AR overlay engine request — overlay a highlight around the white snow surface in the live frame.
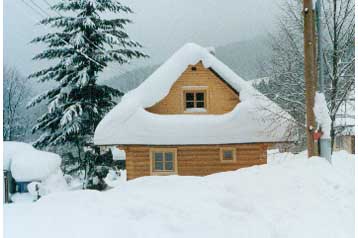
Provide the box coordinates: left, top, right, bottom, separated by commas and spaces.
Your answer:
4, 151, 354, 238
314, 92, 332, 138
37, 169, 69, 196
104, 169, 127, 188
10, 193, 37, 204
110, 147, 126, 160
94, 43, 295, 145
184, 108, 207, 113
3, 142, 62, 182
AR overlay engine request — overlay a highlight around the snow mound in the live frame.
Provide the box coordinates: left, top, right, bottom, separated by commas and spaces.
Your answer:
110, 147, 125, 160
3, 141, 62, 182
104, 169, 126, 188
38, 169, 69, 196
4, 151, 354, 238
10, 193, 37, 204
94, 43, 295, 145
314, 92, 331, 138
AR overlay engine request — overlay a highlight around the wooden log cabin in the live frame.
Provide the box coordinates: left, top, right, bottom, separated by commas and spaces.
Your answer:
94, 43, 295, 180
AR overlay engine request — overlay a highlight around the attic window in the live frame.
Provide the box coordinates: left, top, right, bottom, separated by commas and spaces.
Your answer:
191, 66, 197, 71
184, 91, 206, 111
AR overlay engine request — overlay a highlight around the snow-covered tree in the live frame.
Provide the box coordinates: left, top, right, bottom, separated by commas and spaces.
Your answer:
28, 0, 147, 185
255, 0, 354, 146
321, 0, 355, 142
3, 66, 30, 141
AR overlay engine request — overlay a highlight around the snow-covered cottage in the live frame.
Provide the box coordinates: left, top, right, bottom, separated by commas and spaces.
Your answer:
94, 43, 295, 180
333, 91, 355, 153
3, 142, 62, 203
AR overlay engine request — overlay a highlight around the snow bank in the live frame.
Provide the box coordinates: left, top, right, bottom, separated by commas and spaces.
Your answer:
38, 169, 69, 196
3, 142, 62, 182
10, 193, 37, 204
314, 92, 331, 138
4, 151, 354, 238
94, 43, 295, 145
110, 147, 125, 160
104, 169, 126, 188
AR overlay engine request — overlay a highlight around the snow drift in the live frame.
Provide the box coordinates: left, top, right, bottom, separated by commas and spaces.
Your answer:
3, 141, 62, 182
4, 151, 355, 238
314, 92, 331, 138
94, 43, 296, 145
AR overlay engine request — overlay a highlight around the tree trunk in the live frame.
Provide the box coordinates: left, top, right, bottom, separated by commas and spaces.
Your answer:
330, 119, 336, 150
330, 0, 339, 147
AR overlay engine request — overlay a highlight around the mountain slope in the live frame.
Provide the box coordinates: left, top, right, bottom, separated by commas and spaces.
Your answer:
104, 36, 272, 93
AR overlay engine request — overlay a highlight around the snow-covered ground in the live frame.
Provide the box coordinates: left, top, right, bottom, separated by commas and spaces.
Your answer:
4, 151, 355, 238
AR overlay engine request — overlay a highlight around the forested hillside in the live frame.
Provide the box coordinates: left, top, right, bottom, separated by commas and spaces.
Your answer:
104, 36, 271, 93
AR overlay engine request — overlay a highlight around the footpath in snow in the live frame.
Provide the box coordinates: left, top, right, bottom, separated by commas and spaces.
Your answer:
4, 151, 355, 238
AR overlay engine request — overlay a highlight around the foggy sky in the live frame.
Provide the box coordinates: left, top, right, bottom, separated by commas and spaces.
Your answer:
4, 0, 279, 79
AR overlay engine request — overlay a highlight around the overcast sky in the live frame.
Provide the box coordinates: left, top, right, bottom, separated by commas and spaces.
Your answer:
4, 0, 279, 79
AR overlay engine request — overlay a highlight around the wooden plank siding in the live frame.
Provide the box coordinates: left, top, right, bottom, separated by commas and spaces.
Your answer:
121, 144, 269, 180
146, 61, 240, 114
116, 60, 276, 180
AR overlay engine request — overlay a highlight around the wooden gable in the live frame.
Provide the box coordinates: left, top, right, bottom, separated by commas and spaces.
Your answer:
145, 61, 240, 114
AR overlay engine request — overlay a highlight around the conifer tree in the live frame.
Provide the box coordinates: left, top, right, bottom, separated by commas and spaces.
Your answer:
28, 0, 147, 148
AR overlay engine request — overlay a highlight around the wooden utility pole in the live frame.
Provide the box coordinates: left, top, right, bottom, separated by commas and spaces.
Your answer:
303, 0, 318, 157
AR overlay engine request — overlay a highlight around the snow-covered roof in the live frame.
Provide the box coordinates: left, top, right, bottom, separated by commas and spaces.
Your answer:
94, 43, 295, 145
3, 142, 62, 182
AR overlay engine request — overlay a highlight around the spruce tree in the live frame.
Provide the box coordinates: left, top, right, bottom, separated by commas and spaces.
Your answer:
28, 0, 147, 186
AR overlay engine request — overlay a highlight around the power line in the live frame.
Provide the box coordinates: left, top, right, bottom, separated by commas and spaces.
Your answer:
21, 0, 106, 68
20, 0, 45, 18
29, 0, 49, 16
39, 0, 138, 75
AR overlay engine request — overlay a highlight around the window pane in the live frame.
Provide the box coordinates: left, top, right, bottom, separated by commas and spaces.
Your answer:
165, 152, 174, 171
196, 92, 204, 101
165, 161, 173, 171
23, 183, 29, 193
196, 101, 205, 108
165, 152, 173, 162
186, 93, 194, 101
154, 152, 163, 162
154, 152, 164, 171
223, 150, 233, 160
186, 102, 194, 108
155, 162, 164, 170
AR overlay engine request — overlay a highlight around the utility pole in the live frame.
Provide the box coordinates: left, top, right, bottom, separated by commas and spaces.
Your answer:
303, 0, 318, 157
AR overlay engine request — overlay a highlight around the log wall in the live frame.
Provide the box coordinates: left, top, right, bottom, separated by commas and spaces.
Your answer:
146, 61, 240, 114
121, 143, 269, 180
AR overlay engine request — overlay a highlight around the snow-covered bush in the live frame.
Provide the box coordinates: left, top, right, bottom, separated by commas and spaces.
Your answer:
27, 182, 41, 198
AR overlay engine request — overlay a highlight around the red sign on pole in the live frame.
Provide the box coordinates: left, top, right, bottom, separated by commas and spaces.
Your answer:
313, 131, 323, 142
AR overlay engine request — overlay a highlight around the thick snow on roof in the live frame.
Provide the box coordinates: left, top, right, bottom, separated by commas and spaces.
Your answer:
94, 43, 295, 145
3, 142, 62, 182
